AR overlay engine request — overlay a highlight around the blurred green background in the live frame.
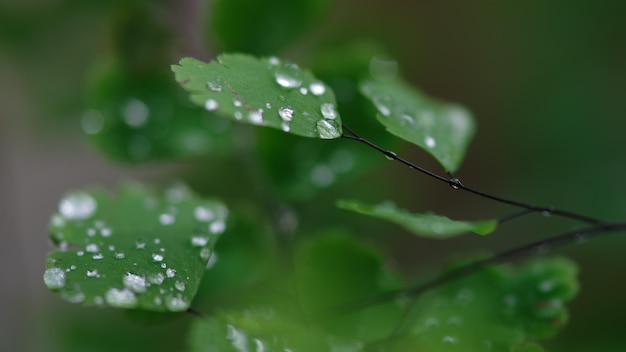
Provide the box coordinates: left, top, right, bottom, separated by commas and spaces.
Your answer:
1, 0, 625, 351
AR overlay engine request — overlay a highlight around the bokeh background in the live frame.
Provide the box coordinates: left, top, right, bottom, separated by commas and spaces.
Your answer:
1, 0, 625, 351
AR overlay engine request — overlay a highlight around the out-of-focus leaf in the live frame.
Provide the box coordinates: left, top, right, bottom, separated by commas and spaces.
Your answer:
85, 63, 234, 162
187, 308, 362, 352
295, 232, 403, 343
210, 0, 331, 55
43, 183, 228, 312
337, 199, 497, 238
360, 78, 476, 172
172, 54, 342, 139
392, 257, 578, 351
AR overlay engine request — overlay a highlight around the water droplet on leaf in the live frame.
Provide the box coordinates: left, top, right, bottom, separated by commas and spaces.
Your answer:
320, 103, 338, 120
316, 120, 341, 139
205, 99, 219, 111
278, 106, 294, 121
309, 81, 326, 96
105, 288, 138, 308
123, 273, 147, 293
44, 268, 66, 289
274, 64, 302, 88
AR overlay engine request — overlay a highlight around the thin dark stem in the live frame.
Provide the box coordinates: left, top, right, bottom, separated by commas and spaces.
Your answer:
341, 124, 602, 224
186, 307, 205, 318
497, 209, 535, 224
331, 221, 626, 316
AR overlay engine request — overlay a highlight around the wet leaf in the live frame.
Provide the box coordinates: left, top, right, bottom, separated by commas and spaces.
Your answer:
187, 308, 362, 352
43, 183, 228, 312
337, 199, 497, 238
172, 54, 342, 139
393, 257, 578, 351
360, 78, 476, 172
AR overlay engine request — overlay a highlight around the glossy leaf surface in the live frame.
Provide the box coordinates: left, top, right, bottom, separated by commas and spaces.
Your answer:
44, 183, 228, 312
360, 78, 476, 172
172, 54, 342, 139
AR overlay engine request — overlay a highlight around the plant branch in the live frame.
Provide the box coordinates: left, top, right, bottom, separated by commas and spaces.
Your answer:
341, 124, 602, 224
331, 221, 626, 316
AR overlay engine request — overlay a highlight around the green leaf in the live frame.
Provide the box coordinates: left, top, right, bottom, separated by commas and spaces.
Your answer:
187, 308, 362, 352
43, 183, 228, 312
295, 232, 403, 343
393, 257, 578, 351
172, 54, 343, 139
210, 0, 331, 55
360, 78, 476, 172
337, 199, 497, 238
85, 63, 235, 162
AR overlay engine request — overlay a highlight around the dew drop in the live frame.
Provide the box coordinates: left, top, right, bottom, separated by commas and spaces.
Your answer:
154, 297, 162, 305
424, 136, 436, 148
320, 103, 338, 120
166, 268, 176, 278
268, 57, 280, 66
385, 151, 397, 161
148, 272, 165, 285
232, 99, 243, 107
200, 247, 212, 261
204, 99, 219, 111
100, 227, 112, 237
206, 252, 218, 269
165, 295, 188, 311
86, 269, 99, 277
309, 81, 326, 96
62, 290, 86, 304
159, 213, 175, 225
94, 296, 104, 306
299, 87, 308, 95
316, 120, 341, 139
248, 109, 263, 124
209, 220, 226, 234
77, 251, 84, 256
152, 253, 164, 262
136, 240, 146, 249
191, 236, 209, 247
122, 99, 149, 128
274, 64, 302, 88
123, 272, 147, 293
207, 80, 222, 92
400, 114, 414, 124
115, 252, 126, 259
86, 244, 99, 253
92, 253, 104, 260
175, 281, 186, 292
265, 102, 272, 109
234, 111, 243, 120
281, 121, 291, 132
105, 288, 138, 308
372, 96, 391, 116
278, 106, 294, 121
59, 192, 97, 220
194, 206, 215, 222
161, 263, 167, 269
43, 268, 66, 289
449, 178, 462, 190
